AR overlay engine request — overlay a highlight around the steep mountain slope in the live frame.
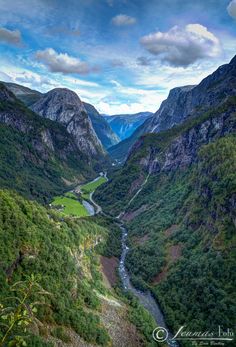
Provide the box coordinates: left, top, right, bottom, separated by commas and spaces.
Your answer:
0, 188, 159, 347
3, 81, 42, 106
147, 55, 236, 133
0, 83, 95, 202
94, 96, 236, 343
104, 112, 153, 141
83, 102, 119, 149
3, 82, 119, 151
109, 55, 236, 163
95, 96, 236, 213
31, 88, 106, 159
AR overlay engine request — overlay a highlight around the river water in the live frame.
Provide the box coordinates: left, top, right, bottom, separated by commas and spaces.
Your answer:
118, 222, 178, 347
85, 174, 178, 346
82, 200, 95, 215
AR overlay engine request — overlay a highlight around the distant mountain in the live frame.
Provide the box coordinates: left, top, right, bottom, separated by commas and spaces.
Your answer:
0, 83, 96, 202
104, 112, 153, 141
3, 82, 119, 151
109, 55, 236, 163
83, 102, 119, 149
3, 81, 42, 106
31, 88, 106, 159
108, 123, 145, 164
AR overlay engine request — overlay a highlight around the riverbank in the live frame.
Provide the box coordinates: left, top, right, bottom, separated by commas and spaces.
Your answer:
89, 178, 178, 347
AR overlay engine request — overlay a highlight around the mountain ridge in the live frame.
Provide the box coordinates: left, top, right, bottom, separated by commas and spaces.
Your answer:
83, 102, 120, 149
31, 88, 106, 159
108, 55, 236, 163
0, 83, 96, 201
3, 81, 120, 150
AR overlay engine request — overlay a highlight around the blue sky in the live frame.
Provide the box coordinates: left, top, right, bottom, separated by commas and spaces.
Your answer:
0, 0, 235, 114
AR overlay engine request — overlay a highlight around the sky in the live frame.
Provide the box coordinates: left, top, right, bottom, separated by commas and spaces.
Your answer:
0, 0, 235, 115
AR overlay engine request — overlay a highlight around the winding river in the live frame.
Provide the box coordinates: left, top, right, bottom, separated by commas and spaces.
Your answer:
89, 174, 178, 346
117, 221, 178, 347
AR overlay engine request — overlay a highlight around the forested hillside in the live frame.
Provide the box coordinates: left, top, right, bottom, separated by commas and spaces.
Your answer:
0, 190, 157, 347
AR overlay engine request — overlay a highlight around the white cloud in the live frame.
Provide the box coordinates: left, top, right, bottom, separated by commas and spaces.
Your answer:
111, 14, 136, 26
227, 0, 236, 18
35, 48, 93, 75
140, 24, 221, 67
0, 27, 22, 46
15, 71, 56, 88
96, 101, 142, 115
96, 81, 165, 114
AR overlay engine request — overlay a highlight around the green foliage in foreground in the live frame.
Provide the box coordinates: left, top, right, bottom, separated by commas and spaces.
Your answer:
0, 190, 111, 346
0, 275, 51, 347
52, 195, 88, 217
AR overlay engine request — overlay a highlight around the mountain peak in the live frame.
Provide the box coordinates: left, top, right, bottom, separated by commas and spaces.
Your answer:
43, 87, 83, 107
31, 87, 106, 157
147, 55, 236, 133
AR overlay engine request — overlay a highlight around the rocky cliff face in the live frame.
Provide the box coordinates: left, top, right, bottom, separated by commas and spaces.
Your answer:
0, 83, 95, 201
83, 102, 119, 149
147, 55, 236, 133
95, 95, 236, 215
107, 56, 236, 164
31, 88, 105, 157
135, 100, 236, 175
0, 86, 74, 160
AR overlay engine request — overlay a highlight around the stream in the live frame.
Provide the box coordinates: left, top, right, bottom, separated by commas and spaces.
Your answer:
88, 174, 178, 346
117, 221, 178, 347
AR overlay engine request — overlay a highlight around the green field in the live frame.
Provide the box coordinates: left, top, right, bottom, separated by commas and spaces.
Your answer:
64, 191, 77, 199
52, 196, 88, 217
51, 176, 107, 217
81, 176, 107, 198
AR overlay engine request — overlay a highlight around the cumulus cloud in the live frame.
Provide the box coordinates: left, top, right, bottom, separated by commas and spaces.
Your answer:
15, 71, 55, 87
140, 24, 220, 67
0, 27, 22, 46
35, 48, 93, 75
111, 14, 136, 26
227, 0, 236, 18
